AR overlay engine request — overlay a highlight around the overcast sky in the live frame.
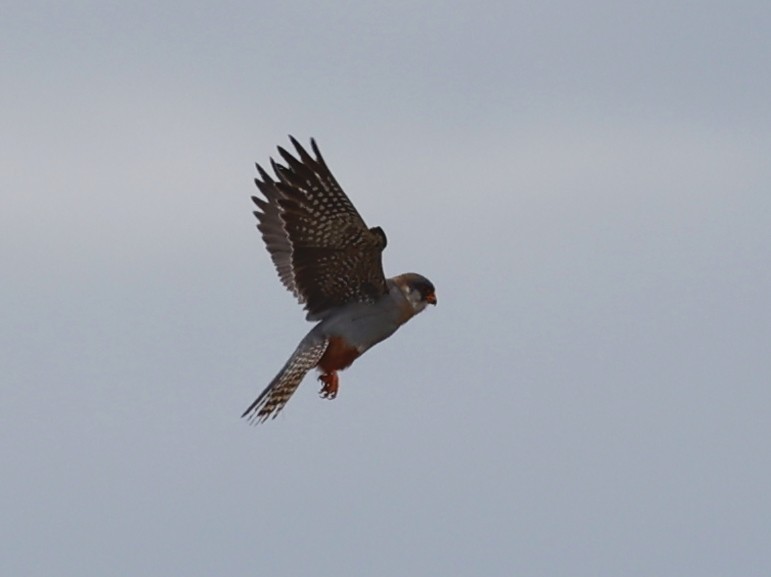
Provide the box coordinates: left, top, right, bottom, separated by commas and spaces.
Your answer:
2, 1, 771, 576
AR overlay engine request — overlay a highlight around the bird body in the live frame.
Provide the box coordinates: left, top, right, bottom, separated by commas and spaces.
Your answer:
242, 138, 436, 424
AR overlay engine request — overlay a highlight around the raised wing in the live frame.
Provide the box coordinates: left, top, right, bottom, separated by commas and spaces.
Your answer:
252, 137, 388, 317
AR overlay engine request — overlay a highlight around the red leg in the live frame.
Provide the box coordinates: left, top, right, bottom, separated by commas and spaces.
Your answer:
318, 372, 339, 399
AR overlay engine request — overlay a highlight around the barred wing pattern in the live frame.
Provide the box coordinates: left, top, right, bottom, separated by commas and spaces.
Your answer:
252, 137, 388, 317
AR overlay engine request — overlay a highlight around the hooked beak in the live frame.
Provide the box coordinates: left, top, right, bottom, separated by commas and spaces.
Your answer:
425, 292, 437, 305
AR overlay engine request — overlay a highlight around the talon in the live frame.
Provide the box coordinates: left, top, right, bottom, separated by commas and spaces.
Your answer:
318, 372, 339, 399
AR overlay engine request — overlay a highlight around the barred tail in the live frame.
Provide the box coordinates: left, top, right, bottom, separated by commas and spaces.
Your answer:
242, 338, 329, 424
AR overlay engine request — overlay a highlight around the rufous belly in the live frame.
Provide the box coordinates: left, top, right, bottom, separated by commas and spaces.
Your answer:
316, 336, 361, 399
317, 335, 361, 374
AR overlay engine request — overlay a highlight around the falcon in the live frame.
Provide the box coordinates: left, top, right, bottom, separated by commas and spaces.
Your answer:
242, 137, 436, 423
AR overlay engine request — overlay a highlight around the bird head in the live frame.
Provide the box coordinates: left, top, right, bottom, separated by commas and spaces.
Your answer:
395, 273, 437, 314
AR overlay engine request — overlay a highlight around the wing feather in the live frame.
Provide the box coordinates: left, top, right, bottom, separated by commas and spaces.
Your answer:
252, 137, 388, 317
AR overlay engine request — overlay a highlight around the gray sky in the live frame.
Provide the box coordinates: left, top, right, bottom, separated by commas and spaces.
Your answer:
3, 1, 771, 575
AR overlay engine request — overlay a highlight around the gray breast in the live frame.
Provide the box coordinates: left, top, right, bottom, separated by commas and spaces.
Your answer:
318, 295, 404, 352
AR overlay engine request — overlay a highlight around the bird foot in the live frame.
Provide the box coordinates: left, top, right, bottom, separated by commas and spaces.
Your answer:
318, 372, 339, 399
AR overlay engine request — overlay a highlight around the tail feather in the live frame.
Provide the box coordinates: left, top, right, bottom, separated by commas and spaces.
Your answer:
242, 338, 329, 424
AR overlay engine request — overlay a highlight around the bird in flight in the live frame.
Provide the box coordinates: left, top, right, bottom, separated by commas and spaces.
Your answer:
242, 137, 436, 424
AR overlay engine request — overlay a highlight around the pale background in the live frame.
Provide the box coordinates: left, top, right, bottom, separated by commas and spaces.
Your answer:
2, 1, 770, 575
